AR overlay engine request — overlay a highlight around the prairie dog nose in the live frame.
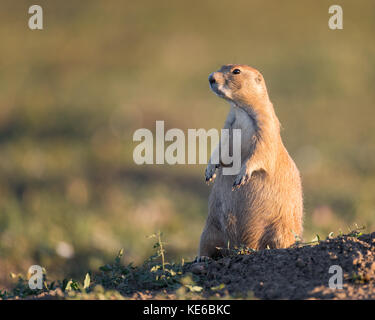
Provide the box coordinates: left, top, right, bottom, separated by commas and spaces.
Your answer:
208, 73, 216, 85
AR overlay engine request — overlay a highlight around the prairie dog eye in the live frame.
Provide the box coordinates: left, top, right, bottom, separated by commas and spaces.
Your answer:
232, 69, 241, 75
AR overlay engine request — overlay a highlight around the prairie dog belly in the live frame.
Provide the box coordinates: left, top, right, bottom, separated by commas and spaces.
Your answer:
210, 169, 259, 247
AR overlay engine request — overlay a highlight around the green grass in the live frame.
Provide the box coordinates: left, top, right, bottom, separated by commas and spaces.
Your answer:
0, 232, 212, 300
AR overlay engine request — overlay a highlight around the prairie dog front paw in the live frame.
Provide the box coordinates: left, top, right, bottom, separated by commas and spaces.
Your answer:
232, 167, 252, 190
205, 164, 218, 184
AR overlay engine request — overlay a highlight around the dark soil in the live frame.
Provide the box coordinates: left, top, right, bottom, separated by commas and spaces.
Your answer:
187, 231, 375, 299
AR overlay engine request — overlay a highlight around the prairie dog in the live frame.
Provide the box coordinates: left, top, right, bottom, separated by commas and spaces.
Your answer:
199, 64, 303, 258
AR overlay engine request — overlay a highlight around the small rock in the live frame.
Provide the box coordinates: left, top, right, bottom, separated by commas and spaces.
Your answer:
191, 263, 206, 275
296, 258, 305, 268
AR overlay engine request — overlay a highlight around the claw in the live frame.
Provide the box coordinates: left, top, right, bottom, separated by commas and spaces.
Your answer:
232, 173, 249, 191
205, 173, 216, 185
205, 165, 218, 184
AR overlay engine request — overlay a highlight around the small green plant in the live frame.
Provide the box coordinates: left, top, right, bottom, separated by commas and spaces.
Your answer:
64, 273, 91, 293
94, 231, 186, 295
347, 224, 366, 238
148, 231, 167, 272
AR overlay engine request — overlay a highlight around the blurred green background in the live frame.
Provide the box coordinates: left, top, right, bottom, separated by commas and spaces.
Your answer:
1, 0, 374, 289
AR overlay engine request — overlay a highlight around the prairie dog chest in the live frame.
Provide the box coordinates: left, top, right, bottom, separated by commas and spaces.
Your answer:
231, 107, 256, 156
232, 107, 255, 132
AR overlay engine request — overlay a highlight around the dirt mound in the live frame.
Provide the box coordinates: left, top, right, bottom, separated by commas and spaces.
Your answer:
187, 232, 375, 299
5, 231, 375, 300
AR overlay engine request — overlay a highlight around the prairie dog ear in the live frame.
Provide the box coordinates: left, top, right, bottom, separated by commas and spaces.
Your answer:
255, 73, 262, 84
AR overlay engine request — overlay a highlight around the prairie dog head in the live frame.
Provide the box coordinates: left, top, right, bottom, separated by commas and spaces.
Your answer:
208, 64, 269, 106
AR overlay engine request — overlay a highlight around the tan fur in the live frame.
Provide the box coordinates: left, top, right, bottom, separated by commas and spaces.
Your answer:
199, 64, 303, 258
